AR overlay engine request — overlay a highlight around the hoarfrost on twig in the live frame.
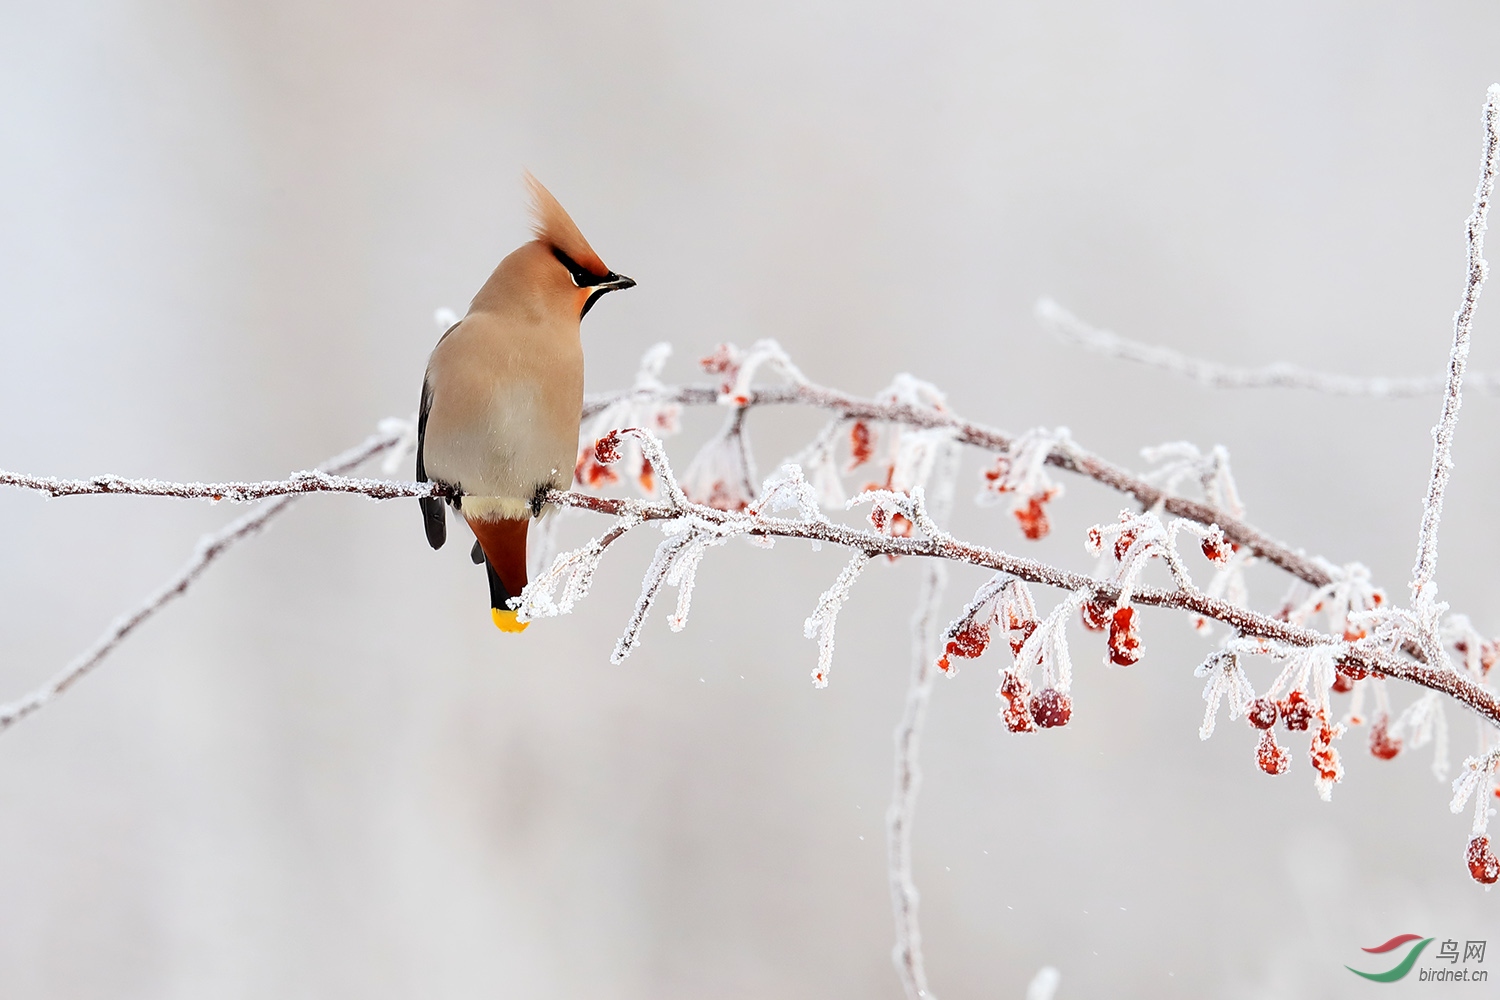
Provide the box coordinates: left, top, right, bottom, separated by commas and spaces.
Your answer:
1036, 296, 1500, 398
803, 551, 874, 688
1409, 85, 1500, 622
1195, 650, 1255, 740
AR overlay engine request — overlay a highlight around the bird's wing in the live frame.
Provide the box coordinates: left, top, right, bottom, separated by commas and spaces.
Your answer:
417, 375, 447, 550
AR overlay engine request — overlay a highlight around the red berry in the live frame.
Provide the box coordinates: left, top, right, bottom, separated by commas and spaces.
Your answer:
594, 430, 622, 465
1246, 698, 1278, 730
1080, 599, 1111, 632
1029, 688, 1072, 728
999, 673, 1036, 733
1256, 730, 1289, 775
944, 619, 991, 662
1467, 836, 1500, 885
1368, 715, 1402, 761
1107, 606, 1141, 666
847, 421, 874, 468
1014, 495, 1051, 540
1279, 690, 1312, 731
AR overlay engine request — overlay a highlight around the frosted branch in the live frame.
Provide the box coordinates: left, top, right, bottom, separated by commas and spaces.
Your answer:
1410, 84, 1500, 618
1036, 297, 1500, 398
0, 423, 408, 731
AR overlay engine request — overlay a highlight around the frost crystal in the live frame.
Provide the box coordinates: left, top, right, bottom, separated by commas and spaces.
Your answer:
998, 591, 1087, 729
700, 339, 808, 405
1195, 650, 1255, 740
681, 409, 758, 511
1139, 441, 1245, 518
977, 427, 1070, 540
1284, 560, 1386, 642
1388, 691, 1451, 781
1229, 639, 1349, 800
803, 552, 873, 687
937, 574, 1039, 676
577, 343, 682, 495
514, 515, 640, 622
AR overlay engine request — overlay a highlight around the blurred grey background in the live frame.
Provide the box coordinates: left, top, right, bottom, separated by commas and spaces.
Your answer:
2, 2, 1499, 997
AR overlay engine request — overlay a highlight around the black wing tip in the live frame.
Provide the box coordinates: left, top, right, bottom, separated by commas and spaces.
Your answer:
421, 496, 447, 550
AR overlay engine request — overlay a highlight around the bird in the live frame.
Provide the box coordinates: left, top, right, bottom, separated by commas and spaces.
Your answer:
416, 175, 635, 632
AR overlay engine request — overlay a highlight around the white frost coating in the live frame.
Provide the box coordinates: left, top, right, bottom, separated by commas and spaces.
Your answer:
577, 343, 683, 496
1229, 639, 1348, 799
753, 464, 829, 523
1195, 545, 1255, 637
881, 372, 949, 410
611, 531, 692, 662
785, 419, 848, 511
1410, 85, 1500, 621
705, 339, 809, 406
1010, 590, 1088, 695
1025, 966, 1061, 1000
1451, 749, 1500, 834
886, 437, 960, 1000
1285, 561, 1386, 640
1245, 640, 1342, 721
1086, 510, 1198, 605
975, 426, 1067, 516
803, 551, 874, 687
1389, 691, 1451, 781
1036, 296, 1500, 398
680, 408, 758, 511
513, 514, 640, 622
937, 574, 1038, 677
0, 423, 408, 731
1195, 650, 1255, 740
1140, 441, 1244, 518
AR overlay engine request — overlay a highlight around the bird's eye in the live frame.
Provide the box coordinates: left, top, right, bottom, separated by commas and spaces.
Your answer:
552, 247, 592, 287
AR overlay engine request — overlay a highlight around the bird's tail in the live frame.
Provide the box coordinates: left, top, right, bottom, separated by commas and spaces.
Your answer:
469, 516, 530, 633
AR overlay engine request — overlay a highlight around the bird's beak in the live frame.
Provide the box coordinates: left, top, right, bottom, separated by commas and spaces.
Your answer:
581, 272, 637, 318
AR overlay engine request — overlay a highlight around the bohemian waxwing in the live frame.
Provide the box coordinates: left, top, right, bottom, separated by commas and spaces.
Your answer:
417, 175, 635, 632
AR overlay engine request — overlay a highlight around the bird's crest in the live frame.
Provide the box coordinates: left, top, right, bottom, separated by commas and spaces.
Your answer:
525, 172, 609, 278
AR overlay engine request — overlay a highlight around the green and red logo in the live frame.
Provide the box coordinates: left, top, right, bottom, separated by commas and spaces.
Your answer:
1347, 934, 1434, 982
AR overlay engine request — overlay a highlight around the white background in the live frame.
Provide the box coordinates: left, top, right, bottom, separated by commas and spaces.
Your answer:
1, 2, 1498, 996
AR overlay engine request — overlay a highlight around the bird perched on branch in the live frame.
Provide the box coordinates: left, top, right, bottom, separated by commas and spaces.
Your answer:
417, 175, 635, 632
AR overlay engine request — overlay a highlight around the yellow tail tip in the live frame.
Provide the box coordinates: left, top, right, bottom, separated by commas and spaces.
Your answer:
491, 608, 529, 633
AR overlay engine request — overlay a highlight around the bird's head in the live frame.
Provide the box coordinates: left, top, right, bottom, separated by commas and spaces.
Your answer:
523, 173, 635, 320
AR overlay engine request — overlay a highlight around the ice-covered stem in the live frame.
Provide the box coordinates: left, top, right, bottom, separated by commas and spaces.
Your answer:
1410, 85, 1500, 616
1036, 297, 1500, 398
0, 423, 407, 732
0, 465, 449, 503
884, 439, 958, 1000
888, 562, 945, 1000
543, 483, 1500, 730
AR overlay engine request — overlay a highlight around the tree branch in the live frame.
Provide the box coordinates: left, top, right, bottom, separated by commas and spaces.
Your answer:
0, 425, 407, 732
1410, 84, 1500, 615
1035, 296, 1500, 398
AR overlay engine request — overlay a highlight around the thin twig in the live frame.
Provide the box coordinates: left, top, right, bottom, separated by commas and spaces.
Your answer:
0, 427, 406, 731
0, 468, 448, 503
888, 561, 945, 1000
886, 439, 959, 1000
1036, 296, 1500, 397
1410, 84, 1500, 614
